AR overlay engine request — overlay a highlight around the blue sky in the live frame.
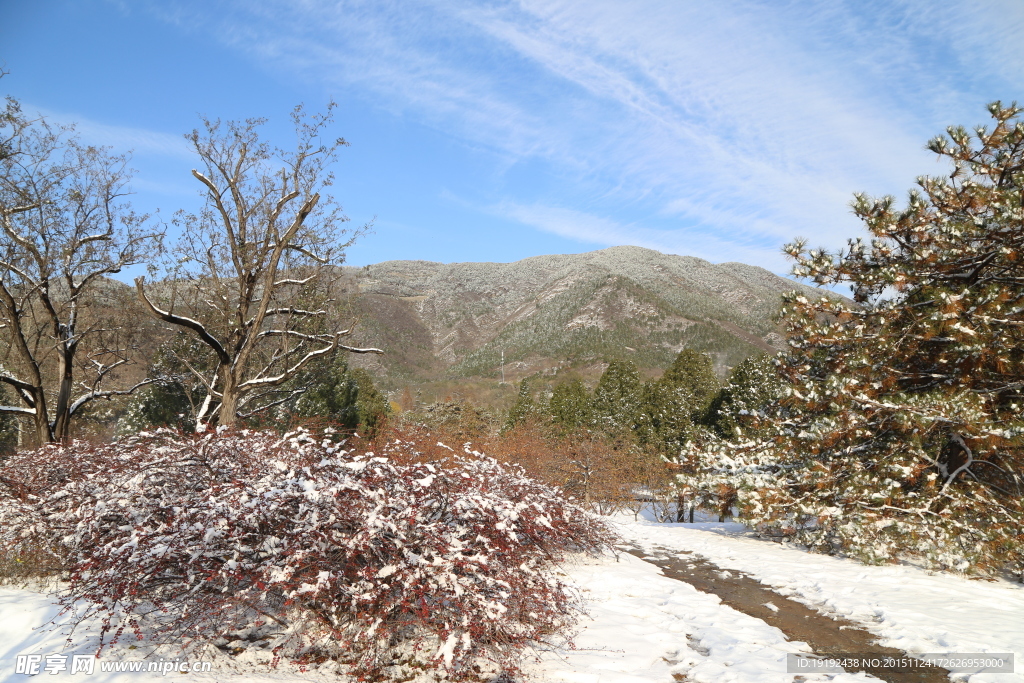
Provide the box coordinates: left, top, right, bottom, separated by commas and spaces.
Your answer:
3, 1, 1023, 274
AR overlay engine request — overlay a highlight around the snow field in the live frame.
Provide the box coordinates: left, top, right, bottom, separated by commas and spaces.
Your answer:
0, 587, 337, 682
1, 553, 875, 683
616, 516, 1024, 683
4, 516, 1023, 683
529, 552, 876, 683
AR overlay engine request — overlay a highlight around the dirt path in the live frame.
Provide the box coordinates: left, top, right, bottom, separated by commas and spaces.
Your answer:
625, 545, 951, 683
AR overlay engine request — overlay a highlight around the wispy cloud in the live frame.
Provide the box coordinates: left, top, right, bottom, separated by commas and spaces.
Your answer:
30, 105, 192, 160
500, 202, 785, 271
139, 0, 1024, 267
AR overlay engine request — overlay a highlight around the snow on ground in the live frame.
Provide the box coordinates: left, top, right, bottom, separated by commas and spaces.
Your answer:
528, 551, 875, 683
615, 514, 1024, 683
2, 559, 873, 683
2, 515, 1022, 682
0, 587, 339, 682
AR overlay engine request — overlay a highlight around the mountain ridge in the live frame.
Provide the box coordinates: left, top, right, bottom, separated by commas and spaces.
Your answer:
341, 246, 835, 399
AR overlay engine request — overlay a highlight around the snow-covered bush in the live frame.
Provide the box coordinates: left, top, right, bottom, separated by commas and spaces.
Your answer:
0, 428, 613, 679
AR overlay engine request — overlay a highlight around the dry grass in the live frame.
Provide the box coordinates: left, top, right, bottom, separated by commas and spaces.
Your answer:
0, 541, 63, 587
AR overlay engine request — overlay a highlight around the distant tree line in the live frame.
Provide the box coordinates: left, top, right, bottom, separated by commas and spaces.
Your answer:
506, 348, 782, 458
500, 102, 1024, 578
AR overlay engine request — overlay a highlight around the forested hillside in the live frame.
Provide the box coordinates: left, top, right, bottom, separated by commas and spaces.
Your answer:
342, 246, 836, 397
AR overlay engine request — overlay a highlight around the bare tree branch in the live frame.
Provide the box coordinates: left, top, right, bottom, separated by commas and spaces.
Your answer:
135, 277, 231, 366
68, 377, 158, 418
0, 404, 35, 416
237, 388, 304, 418
238, 338, 340, 390
338, 344, 384, 354
138, 105, 376, 428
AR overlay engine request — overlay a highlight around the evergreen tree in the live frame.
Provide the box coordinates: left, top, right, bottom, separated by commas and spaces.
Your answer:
592, 360, 643, 436
292, 355, 389, 436
117, 337, 214, 434
681, 102, 1024, 574
293, 354, 360, 425
661, 349, 719, 421
548, 378, 594, 433
707, 353, 784, 438
634, 378, 693, 456
504, 376, 541, 432
121, 348, 390, 436
348, 368, 390, 437
118, 381, 199, 434
631, 348, 719, 455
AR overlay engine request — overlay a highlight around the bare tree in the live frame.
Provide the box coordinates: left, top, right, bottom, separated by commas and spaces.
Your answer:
0, 96, 161, 444
135, 104, 381, 428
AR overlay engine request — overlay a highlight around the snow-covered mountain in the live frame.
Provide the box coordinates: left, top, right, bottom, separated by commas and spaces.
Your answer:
342, 246, 836, 391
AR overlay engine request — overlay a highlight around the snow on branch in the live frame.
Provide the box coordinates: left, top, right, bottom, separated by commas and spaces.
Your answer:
67, 377, 158, 417
0, 404, 35, 416
134, 276, 231, 366
338, 343, 385, 354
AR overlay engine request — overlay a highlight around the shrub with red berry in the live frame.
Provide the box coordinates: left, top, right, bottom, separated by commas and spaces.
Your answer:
0, 428, 614, 680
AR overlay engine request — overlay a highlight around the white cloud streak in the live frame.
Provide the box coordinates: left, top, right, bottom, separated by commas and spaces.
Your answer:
30, 105, 192, 160
141, 0, 1024, 266
500, 202, 785, 270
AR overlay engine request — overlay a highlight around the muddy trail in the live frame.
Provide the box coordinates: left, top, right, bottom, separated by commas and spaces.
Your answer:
625, 545, 951, 683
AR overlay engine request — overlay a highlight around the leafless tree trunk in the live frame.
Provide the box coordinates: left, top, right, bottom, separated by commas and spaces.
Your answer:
135, 104, 380, 428
0, 96, 161, 443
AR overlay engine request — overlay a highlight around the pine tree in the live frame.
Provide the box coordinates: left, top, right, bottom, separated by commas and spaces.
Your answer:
348, 368, 390, 437
661, 349, 719, 422
629, 349, 719, 455
505, 376, 541, 432
592, 360, 643, 436
117, 339, 212, 434
292, 355, 389, 436
681, 102, 1024, 575
707, 353, 784, 438
548, 378, 594, 434
635, 379, 693, 456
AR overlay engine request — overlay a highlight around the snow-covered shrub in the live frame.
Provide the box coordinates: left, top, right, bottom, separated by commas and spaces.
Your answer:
0, 428, 613, 679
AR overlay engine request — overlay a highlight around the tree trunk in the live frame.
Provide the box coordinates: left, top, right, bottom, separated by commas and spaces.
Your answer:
31, 388, 52, 444
675, 492, 687, 523
217, 369, 240, 428
51, 347, 75, 441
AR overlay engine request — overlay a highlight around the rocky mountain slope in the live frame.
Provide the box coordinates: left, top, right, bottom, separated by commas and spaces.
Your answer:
341, 246, 833, 393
